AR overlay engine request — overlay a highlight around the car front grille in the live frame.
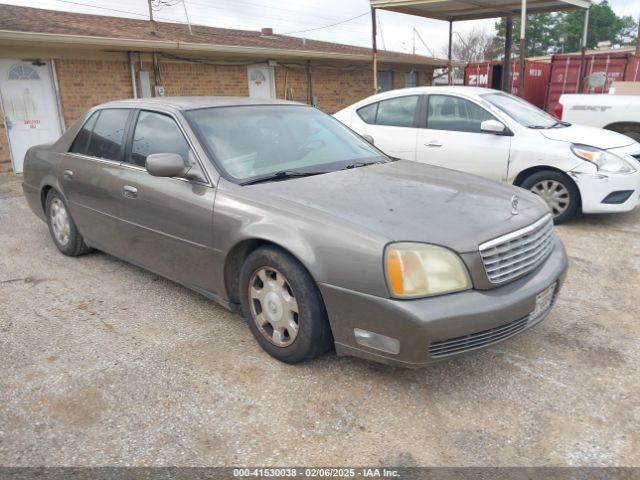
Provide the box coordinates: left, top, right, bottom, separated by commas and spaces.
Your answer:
428, 295, 555, 358
479, 214, 554, 285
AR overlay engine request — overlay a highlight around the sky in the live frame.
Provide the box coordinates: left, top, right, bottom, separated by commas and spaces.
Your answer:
1, 0, 638, 57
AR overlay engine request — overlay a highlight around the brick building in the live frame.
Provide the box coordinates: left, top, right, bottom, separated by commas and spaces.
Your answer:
0, 5, 446, 174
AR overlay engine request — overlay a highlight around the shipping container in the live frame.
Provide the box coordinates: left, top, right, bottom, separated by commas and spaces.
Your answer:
464, 60, 551, 110
625, 55, 640, 82
545, 52, 630, 114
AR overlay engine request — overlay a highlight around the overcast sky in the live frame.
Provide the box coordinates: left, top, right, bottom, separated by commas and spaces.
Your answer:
1, 0, 638, 56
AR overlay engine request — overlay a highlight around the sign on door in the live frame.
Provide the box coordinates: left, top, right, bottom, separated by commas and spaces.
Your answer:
0, 60, 63, 174
247, 65, 276, 99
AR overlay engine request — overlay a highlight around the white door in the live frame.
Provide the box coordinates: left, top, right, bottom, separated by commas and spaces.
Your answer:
416, 94, 510, 182
353, 94, 420, 161
247, 64, 276, 99
0, 60, 63, 174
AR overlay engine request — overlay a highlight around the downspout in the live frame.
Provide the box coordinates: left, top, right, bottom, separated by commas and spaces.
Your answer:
128, 51, 138, 99
50, 59, 66, 131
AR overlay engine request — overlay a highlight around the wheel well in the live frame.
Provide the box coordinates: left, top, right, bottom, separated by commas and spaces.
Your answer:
604, 121, 640, 133
40, 185, 54, 213
224, 239, 302, 305
513, 166, 582, 208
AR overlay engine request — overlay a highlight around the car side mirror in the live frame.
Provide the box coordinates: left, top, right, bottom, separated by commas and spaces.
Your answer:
361, 134, 375, 145
481, 120, 507, 135
146, 153, 187, 178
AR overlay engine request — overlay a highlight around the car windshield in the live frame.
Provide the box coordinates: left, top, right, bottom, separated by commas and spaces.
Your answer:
185, 105, 386, 183
482, 92, 566, 129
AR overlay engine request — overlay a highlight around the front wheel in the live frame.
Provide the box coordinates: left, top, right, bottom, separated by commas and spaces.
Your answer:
520, 170, 580, 224
239, 246, 333, 364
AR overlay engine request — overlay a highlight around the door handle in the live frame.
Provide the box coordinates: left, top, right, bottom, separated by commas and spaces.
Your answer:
425, 141, 443, 148
122, 185, 138, 199
63, 169, 74, 180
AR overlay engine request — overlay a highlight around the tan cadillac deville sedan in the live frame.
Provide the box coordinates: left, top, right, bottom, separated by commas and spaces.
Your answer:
22, 97, 568, 367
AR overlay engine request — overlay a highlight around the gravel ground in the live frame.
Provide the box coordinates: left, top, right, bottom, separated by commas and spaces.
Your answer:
0, 175, 639, 467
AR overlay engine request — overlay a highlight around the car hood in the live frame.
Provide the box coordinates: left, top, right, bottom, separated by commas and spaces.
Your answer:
539, 124, 635, 149
252, 161, 549, 253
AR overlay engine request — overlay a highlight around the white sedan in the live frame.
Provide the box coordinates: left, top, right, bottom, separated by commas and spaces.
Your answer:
334, 86, 640, 223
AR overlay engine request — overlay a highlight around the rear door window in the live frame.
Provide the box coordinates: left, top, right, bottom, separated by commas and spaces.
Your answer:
356, 96, 419, 128
375, 96, 419, 127
84, 109, 130, 161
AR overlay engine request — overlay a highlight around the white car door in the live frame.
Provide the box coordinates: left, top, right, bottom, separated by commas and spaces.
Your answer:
415, 94, 511, 182
348, 94, 420, 161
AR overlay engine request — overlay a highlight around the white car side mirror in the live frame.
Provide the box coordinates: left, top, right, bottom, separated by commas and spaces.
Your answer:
481, 120, 507, 135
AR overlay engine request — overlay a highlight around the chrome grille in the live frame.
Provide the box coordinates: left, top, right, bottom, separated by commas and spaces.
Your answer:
428, 294, 555, 358
479, 214, 554, 285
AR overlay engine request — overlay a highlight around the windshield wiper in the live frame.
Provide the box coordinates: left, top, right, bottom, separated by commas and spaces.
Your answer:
552, 120, 571, 128
240, 170, 327, 185
343, 160, 384, 170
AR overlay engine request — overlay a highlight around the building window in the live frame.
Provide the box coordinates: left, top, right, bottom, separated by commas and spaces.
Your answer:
377, 71, 393, 92
404, 71, 419, 88
7, 64, 40, 80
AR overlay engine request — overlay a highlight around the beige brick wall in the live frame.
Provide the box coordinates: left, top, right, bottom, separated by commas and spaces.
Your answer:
0, 56, 434, 173
55, 59, 133, 129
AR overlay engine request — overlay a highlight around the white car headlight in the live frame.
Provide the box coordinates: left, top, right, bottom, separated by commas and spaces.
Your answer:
384, 243, 471, 299
571, 144, 636, 174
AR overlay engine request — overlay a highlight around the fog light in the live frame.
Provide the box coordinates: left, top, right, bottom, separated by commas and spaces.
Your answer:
354, 328, 400, 355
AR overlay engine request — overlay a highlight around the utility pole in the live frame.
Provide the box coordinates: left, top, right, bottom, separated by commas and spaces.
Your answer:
502, 16, 513, 93
577, 7, 590, 93
371, 7, 378, 93
182, 0, 193, 35
147, 0, 156, 32
518, 0, 526, 97
447, 19, 453, 86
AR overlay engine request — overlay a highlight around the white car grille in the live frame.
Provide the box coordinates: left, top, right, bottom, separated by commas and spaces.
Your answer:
479, 214, 555, 285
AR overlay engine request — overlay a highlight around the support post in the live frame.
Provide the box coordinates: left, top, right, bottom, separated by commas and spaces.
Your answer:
372, 7, 378, 93
518, 0, 526, 96
578, 7, 590, 93
447, 19, 453, 86
636, 15, 640, 56
502, 16, 513, 93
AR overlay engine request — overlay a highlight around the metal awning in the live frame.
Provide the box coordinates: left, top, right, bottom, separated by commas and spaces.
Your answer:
369, 0, 591, 94
369, 0, 589, 21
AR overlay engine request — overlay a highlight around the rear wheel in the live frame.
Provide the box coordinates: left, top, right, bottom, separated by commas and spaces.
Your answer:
520, 170, 580, 224
239, 246, 333, 364
45, 189, 92, 256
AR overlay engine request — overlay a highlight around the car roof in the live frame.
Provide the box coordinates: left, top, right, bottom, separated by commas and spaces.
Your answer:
98, 96, 307, 111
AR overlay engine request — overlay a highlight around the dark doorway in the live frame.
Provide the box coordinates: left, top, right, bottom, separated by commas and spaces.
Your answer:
491, 64, 503, 90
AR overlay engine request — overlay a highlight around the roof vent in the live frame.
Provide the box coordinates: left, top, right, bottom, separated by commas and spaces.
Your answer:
261, 27, 274, 36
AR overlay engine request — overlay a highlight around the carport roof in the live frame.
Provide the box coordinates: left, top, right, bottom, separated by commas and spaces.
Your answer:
370, 0, 590, 21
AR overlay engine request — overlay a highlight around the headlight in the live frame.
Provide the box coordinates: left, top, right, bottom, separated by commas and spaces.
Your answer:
571, 144, 636, 174
384, 243, 471, 299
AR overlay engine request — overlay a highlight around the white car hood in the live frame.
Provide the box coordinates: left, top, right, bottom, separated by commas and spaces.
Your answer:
539, 124, 635, 150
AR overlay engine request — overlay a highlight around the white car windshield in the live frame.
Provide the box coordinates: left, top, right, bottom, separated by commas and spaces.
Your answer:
185, 105, 385, 184
482, 92, 567, 129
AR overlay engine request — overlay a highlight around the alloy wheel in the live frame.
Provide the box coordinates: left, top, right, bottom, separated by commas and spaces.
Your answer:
248, 267, 299, 347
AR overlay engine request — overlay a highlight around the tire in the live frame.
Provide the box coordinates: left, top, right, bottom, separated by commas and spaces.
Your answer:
239, 246, 333, 364
45, 189, 92, 256
520, 170, 580, 224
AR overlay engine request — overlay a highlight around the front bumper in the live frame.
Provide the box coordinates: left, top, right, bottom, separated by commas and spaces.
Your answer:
319, 237, 568, 368
570, 167, 640, 214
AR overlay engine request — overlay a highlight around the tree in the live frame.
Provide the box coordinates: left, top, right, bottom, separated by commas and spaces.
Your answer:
494, 13, 561, 58
443, 28, 502, 62
492, 1, 638, 57
562, 1, 638, 51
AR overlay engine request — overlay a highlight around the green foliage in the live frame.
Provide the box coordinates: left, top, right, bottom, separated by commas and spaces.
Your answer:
493, 1, 638, 58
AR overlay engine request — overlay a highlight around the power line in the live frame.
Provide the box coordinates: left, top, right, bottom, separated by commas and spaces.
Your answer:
279, 11, 370, 35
